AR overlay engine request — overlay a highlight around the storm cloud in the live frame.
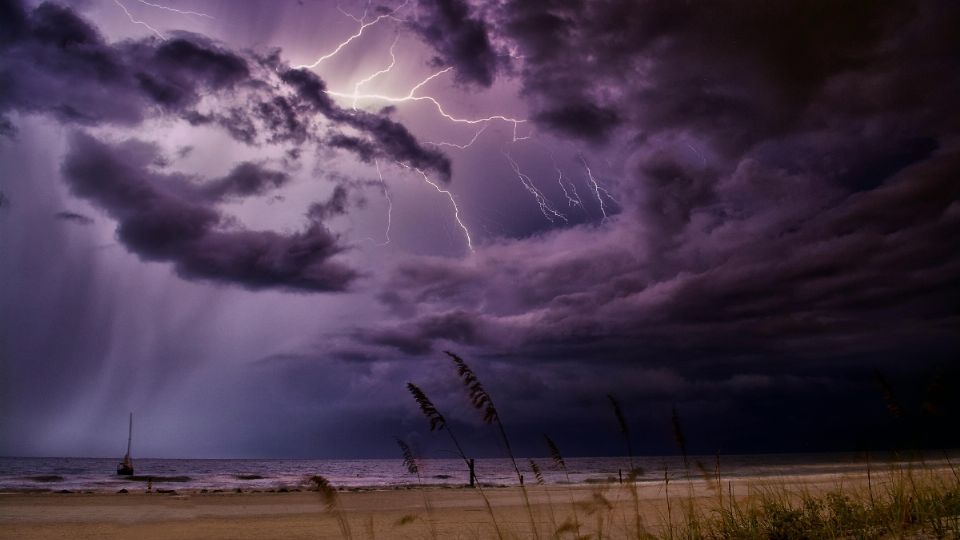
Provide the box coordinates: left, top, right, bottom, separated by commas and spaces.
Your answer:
1, 0, 958, 458
0, 0, 455, 291
61, 132, 355, 292
494, 0, 959, 147
360, 0, 960, 361
0, 0, 451, 171
332, 0, 960, 451
0, 1, 248, 129
409, 0, 501, 87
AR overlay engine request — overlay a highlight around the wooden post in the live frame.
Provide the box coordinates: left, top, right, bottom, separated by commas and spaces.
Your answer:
619, 468, 623, 484
468, 458, 476, 488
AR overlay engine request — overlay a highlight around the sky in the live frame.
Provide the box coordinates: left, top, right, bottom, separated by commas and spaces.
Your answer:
0, 0, 958, 460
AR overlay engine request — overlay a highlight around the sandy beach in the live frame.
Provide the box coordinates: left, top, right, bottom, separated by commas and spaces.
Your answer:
0, 471, 906, 539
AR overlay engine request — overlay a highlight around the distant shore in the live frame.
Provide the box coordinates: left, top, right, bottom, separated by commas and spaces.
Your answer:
3, 467, 957, 539
6, 453, 957, 495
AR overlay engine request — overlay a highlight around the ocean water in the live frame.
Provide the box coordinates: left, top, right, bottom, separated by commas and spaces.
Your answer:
3, 452, 951, 493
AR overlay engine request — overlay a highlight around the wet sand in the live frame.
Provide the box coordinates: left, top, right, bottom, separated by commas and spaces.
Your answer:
0, 471, 923, 539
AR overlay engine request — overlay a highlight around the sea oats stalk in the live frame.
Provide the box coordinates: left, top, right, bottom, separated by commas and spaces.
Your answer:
529, 459, 559, 533
608, 394, 645, 537
445, 350, 541, 540
670, 406, 688, 471
607, 394, 635, 471
395, 437, 438, 540
306, 474, 352, 539
405, 382, 504, 540
545, 434, 583, 538
873, 369, 903, 419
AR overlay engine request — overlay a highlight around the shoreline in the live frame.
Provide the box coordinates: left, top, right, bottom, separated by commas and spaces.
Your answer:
5, 453, 957, 495
3, 467, 956, 539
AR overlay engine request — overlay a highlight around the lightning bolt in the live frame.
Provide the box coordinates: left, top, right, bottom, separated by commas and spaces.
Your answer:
296, 17, 547, 245
504, 151, 567, 224
351, 36, 398, 109
113, 0, 166, 39
512, 122, 533, 142
134, 0, 213, 19
294, 0, 409, 70
107, 0, 616, 255
339, 58, 575, 231
566, 177, 585, 208
374, 159, 392, 246
580, 155, 609, 222
396, 162, 474, 253
327, 68, 526, 129
288, 11, 488, 253
337, 3, 366, 23
425, 123, 488, 150
555, 165, 583, 208
578, 155, 620, 222
540, 148, 583, 208
685, 142, 707, 168
597, 184, 619, 204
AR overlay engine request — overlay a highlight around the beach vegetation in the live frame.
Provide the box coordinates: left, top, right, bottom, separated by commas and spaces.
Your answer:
301, 353, 959, 539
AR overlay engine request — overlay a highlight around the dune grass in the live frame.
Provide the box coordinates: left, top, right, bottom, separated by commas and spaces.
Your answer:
302, 352, 958, 539
691, 465, 960, 540
407, 382, 507, 539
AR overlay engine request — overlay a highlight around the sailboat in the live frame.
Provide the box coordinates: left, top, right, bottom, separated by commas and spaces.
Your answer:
117, 412, 134, 476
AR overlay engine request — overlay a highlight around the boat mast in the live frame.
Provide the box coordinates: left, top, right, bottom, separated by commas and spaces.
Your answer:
126, 412, 133, 458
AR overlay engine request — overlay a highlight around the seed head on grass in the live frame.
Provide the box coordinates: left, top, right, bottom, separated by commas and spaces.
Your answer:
395, 514, 417, 526
607, 396, 644, 538
305, 474, 352, 538
607, 393, 636, 469
545, 435, 566, 470
395, 437, 419, 476
873, 369, 903, 418
627, 466, 645, 481
444, 351, 517, 476
672, 405, 689, 469
544, 434, 583, 537
555, 519, 578, 535
529, 459, 546, 485
921, 370, 945, 417
695, 460, 717, 491
608, 394, 629, 436
407, 382, 446, 431
305, 474, 338, 510
444, 351, 539, 540
586, 489, 614, 514
446, 351, 499, 424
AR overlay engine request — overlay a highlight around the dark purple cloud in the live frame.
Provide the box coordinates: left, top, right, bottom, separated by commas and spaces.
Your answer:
0, 2, 261, 130
364, 309, 487, 356
0, 0, 27, 46
410, 0, 501, 87
200, 162, 290, 201
307, 185, 350, 222
61, 132, 356, 292
334, 108, 453, 181
279, 65, 453, 180
0, 0, 457, 292
315, 0, 960, 452
1, 1, 148, 127
532, 103, 620, 144
495, 0, 958, 147
0, 0, 451, 177
54, 210, 94, 225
